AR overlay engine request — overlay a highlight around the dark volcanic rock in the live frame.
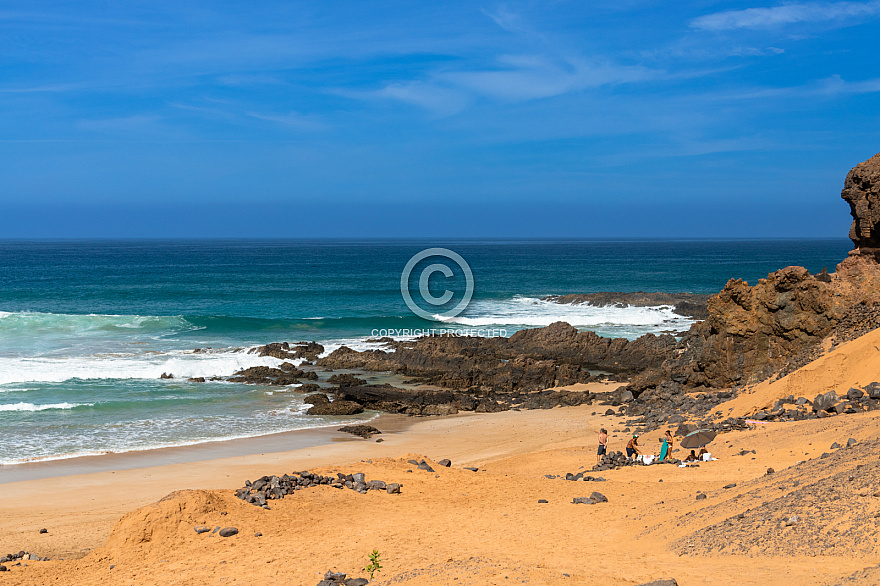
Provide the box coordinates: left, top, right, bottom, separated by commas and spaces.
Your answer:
304, 393, 330, 405
306, 400, 364, 416
545, 292, 710, 321
251, 341, 324, 361
317, 321, 675, 392
337, 425, 381, 439
218, 527, 238, 537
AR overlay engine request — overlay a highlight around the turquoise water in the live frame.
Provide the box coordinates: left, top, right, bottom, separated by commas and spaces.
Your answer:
0, 238, 852, 464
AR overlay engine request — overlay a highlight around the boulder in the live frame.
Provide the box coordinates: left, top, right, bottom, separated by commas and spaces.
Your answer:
304, 393, 330, 405
847, 387, 865, 400
337, 425, 381, 439
307, 400, 364, 416
813, 391, 839, 413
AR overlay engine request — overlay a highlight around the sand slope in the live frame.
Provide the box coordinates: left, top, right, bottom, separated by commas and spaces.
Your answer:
717, 327, 880, 418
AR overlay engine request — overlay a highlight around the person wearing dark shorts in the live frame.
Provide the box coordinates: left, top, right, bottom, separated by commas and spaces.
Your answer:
597, 428, 608, 465
626, 434, 641, 459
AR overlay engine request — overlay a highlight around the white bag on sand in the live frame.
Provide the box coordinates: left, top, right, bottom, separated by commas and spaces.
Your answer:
702, 453, 711, 461
643, 454, 655, 465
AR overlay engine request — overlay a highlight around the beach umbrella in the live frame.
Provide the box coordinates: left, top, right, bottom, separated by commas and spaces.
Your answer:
680, 429, 717, 449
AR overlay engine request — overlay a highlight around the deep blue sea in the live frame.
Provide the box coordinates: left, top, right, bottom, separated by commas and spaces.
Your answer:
0, 238, 852, 464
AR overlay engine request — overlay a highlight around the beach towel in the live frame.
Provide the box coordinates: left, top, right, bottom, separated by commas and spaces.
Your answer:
659, 439, 669, 461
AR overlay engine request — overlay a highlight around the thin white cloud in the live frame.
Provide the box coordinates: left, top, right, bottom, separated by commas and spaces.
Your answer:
815, 74, 880, 94
341, 82, 469, 117
245, 111, 327, 131
443, 55, 656, 101
692, 0, 880, 30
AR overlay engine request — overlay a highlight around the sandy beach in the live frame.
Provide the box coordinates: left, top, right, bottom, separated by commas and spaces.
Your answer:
1, 369, 879, 585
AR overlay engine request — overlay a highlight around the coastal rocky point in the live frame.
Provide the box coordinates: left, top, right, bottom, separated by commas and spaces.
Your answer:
223, 151, 880, 427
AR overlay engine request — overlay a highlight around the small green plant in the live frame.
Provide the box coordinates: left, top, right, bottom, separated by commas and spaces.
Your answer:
364, 549, 383, 582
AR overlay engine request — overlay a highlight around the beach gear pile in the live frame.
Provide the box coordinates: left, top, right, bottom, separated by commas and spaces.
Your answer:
593, 450, 680, 471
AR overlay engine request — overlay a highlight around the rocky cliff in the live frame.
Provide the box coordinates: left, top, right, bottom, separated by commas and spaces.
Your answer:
646, 151, 880, 392
842, 152, 880, 252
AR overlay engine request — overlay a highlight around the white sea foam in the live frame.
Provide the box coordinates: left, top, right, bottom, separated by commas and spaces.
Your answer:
439, 296, 694, 337
0, 348, 285, 385
0, 401, 93, 412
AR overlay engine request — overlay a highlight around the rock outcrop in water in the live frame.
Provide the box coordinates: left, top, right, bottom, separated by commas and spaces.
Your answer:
316, 322, 674, 393
544, 292, 711, 321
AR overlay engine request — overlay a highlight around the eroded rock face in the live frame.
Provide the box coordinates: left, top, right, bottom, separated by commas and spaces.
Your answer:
842, 152, 880, 251
663, 266, 847, 388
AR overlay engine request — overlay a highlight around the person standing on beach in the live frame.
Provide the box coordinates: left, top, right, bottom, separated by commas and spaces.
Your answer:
626, 434, 641, 459
597, 428, 608, 465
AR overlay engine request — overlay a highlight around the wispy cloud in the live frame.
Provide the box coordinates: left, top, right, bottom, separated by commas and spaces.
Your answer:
245, 111, 326, 131
692, 0, 880, 30
443, 55, 657, 101
814, 74, 880, 94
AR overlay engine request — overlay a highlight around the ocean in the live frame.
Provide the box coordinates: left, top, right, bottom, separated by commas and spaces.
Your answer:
0, 238, 852, 465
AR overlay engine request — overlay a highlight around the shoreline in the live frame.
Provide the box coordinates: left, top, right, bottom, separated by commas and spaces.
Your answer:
0, 412, 415, 485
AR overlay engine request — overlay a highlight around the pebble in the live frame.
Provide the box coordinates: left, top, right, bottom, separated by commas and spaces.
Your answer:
538, 499, 549, 503
696, 494, 707, 501
464, 467, 479, 472
438, 459, 452, 467
723, 483, 737, 489
218, 527, 238, 537
194, 525, 211, 534
254, 532, 262, 537
766, 468, 775, 475
39, 528, 47, 534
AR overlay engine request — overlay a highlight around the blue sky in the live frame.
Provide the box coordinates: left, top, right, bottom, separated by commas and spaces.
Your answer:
1, 1, 878, 238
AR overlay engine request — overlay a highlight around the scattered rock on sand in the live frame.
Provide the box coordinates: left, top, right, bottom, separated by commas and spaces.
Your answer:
193, 525, 210, 534
590, 492, 608, 503
696, 494, 707, 501
38, 528, 47, 534
636, 580, 678, 586
572, 497, 595, 504
218, 527, 238, 537
438, 458, 452, 467
337, 425, 381, 439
